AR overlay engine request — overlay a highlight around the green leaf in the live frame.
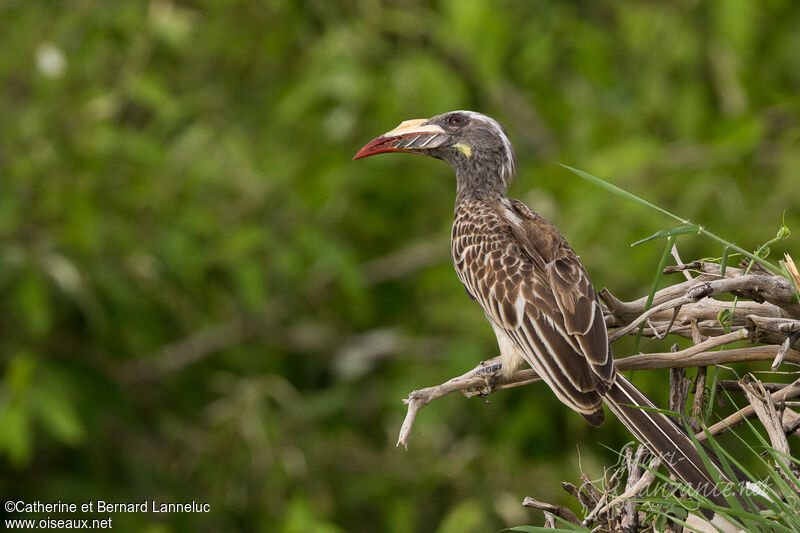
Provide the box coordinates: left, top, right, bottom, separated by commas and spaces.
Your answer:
559, 164, 686, 224
634, 236, 676, 354
560, 164, 786, 276
631, 224, 700, 247
720, 246, 730, 277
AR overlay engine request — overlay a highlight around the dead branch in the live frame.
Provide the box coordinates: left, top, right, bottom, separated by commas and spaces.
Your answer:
699, 377, 800, 441
717, 380, 788, 393
690, 367, 707, 434
782, 408, 800, 438
615, 345, 800, 370
601, 274, 800, 324
521, 497, 581, 525
663, 261, 744, 278
396, 252, 800, 530
739, 376, 800, 486
746, 315, 800, 350
605, 275, 800, 342
397, 344, 800, 448
397, 359, 540, 449
362, 237, 446, 285
669, 366, 691, 419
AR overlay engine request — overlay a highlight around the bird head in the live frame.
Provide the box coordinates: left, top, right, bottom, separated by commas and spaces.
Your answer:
354, 111, 517, 195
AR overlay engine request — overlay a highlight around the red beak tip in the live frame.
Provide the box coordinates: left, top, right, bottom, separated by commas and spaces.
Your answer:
353, 136, 389, 161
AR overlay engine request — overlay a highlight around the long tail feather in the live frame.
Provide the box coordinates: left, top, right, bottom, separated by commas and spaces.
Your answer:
604, 374, 737, 511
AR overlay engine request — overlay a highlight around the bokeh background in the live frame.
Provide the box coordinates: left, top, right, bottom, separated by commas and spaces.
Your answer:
2, 1, 799, 531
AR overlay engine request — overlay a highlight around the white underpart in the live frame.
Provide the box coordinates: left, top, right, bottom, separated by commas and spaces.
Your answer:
491, 323, 528, 376
458, 110, 516, 181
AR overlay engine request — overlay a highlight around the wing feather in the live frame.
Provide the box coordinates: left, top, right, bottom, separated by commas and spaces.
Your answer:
452, 198, 615, 415
507, 199, 614, 388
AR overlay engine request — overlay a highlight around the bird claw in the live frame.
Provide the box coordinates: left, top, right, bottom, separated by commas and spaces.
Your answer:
480, 375, 495, 400
459, 361, 504, 402
475, 360, 504, 397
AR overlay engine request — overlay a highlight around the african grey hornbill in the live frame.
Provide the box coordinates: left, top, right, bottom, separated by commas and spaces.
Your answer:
354, 110, 751, 518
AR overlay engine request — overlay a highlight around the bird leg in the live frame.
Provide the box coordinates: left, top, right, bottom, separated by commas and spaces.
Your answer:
473, 358, 504, 397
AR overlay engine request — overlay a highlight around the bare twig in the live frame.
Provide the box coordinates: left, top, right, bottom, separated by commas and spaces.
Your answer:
698, 377, 800, 441
745, 315, 800, 353
398, 343, 800, 447
397, 358, 539, 449
669, 366, 691, 418
607, 275, 800, 342
663, 261, 743, 278
120, 313, 276, 381
602, 273, 800, 324
560, 481, 596, 514
772, 333, 800, 371
670, 244, 694, 282
784, 253, 800, 296
739, 376, 800, 483
522, 496, 581, 525
690, 367, 707, 433
717, 380, 788, 393
614, 345, 800, 371
782, 408, 800, 437
394, 253, 800, 530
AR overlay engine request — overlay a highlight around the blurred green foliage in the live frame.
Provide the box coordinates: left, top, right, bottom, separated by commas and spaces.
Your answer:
1, 0, 799, 531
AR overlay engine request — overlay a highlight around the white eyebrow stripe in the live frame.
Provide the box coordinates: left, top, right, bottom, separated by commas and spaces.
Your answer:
457, 110, 516, 179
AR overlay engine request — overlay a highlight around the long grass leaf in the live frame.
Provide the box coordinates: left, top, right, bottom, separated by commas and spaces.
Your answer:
560, 164, 784, 276
559, 164, 686, 223
633, 236, 675, 353
720, 246, 730, 277
631, 224, 700, 247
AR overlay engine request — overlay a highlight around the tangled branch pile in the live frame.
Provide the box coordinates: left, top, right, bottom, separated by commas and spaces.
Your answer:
397, 255, 800, 531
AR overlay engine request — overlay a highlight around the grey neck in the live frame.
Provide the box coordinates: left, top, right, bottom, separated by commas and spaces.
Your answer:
453, 157, 511, 205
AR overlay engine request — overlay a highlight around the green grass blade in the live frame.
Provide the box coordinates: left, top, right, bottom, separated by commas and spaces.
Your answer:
559, 164, 687, 224
631, 224, 700, 247
697, 227, 783, 276
703, 366, 718, 424
720, 246, 730, 277
560, 164, 785, 276
633, 235, 675, 353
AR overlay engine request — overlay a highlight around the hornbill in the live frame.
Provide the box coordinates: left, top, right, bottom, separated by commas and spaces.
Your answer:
354, 111, 755, 526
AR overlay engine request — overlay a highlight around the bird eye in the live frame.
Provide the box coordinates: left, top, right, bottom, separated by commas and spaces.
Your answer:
447, 114, 466, 127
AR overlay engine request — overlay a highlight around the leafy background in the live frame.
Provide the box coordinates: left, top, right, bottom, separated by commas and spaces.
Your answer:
1, 0, 799, 531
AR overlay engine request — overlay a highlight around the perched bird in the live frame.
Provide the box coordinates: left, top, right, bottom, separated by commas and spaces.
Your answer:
354, 111, 746, 518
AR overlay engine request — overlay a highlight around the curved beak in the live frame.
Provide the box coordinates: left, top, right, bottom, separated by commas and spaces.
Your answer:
353, 119, 447, 160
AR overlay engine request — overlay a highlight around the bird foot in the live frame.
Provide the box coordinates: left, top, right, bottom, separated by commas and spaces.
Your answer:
474, 360, 504, 399
474, 360, 503, 377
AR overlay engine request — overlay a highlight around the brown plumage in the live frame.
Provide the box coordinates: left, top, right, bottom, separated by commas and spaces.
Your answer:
355, 110, 754, 519
452, 196, 612, 425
